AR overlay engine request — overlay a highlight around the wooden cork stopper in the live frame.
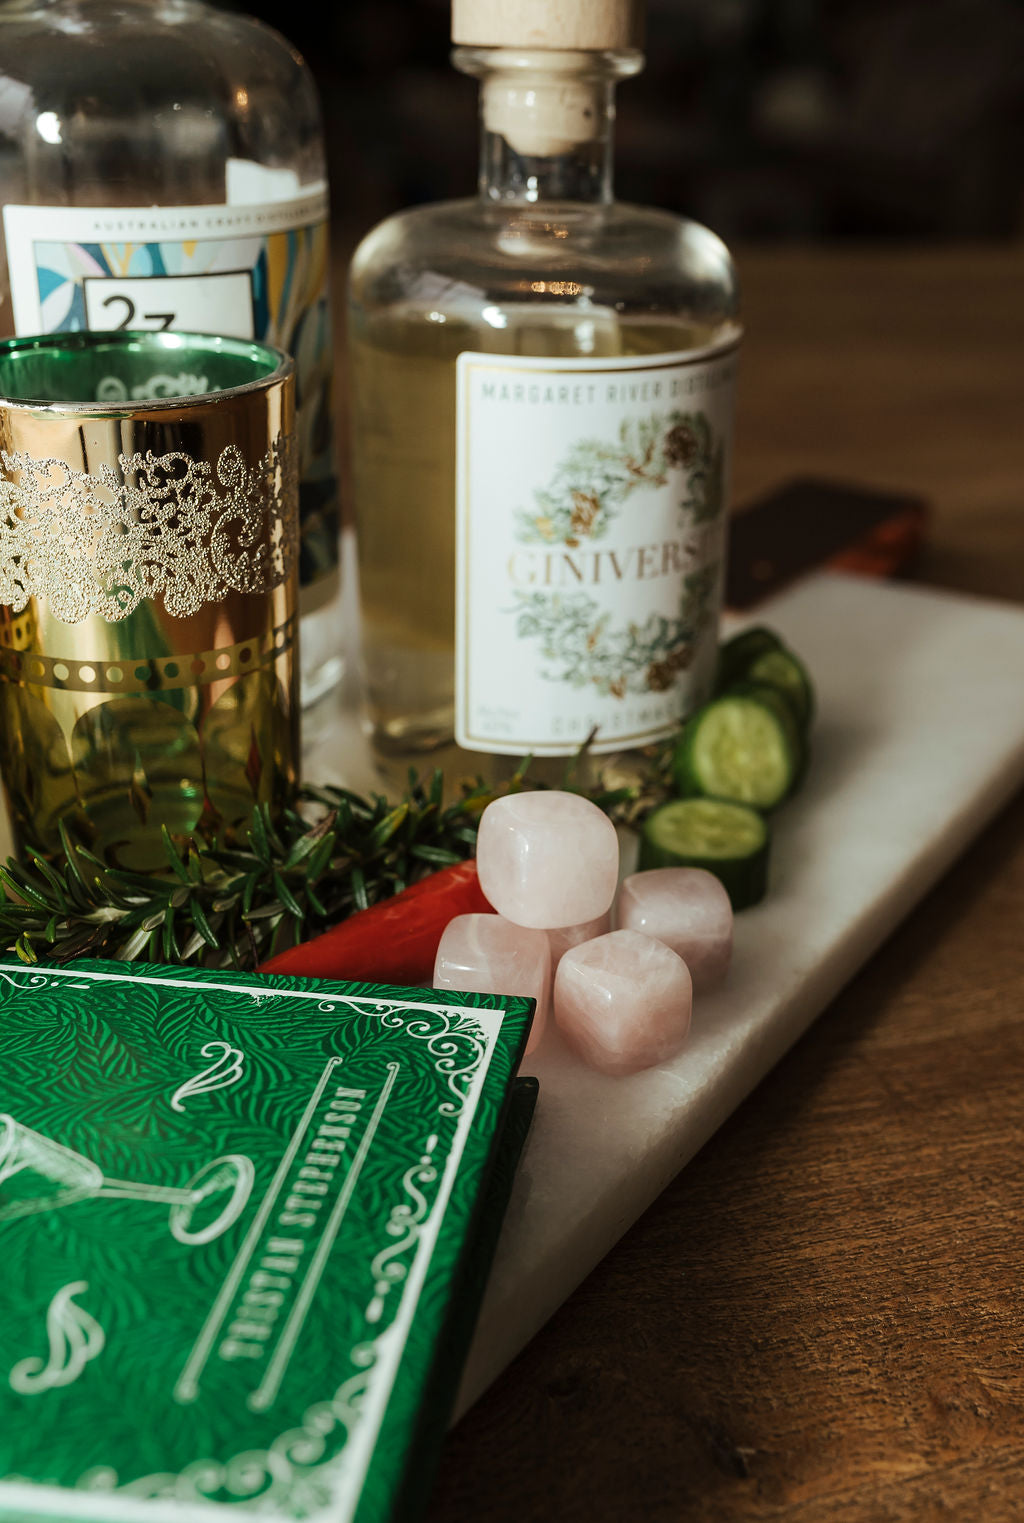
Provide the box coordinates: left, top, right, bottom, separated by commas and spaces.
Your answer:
452, 0, 644, 52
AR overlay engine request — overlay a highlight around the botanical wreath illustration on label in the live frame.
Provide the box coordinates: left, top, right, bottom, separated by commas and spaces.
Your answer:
512, 565, 719, 699
515, 408, 723, 548
509, 408, 723, 699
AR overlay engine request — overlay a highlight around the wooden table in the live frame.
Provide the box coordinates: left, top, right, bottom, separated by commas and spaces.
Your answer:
422, 247, 1024, 1521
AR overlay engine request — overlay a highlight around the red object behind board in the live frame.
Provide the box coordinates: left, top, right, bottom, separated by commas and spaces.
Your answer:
258, 858, 494, 986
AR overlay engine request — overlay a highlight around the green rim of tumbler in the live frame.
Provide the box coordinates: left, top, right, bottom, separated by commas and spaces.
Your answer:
0, 330, 292, 414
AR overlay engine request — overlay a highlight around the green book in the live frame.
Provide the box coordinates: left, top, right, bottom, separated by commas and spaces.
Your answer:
0, 959, 535, 1523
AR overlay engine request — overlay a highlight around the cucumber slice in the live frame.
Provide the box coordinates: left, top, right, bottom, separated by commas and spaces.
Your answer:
638, 798, 770, 909
746, 647, 814, 732
715, 626, 783, 693
672, 690, 801, 809
735, 680, 811, 795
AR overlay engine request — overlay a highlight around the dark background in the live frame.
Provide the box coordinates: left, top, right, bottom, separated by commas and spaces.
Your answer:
217, 0, 1024, 247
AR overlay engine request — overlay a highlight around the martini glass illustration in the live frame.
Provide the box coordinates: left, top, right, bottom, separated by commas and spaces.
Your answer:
0, 1113, 253, 1246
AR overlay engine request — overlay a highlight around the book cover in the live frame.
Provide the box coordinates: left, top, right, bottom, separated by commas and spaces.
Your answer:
0, 959, 535, 1523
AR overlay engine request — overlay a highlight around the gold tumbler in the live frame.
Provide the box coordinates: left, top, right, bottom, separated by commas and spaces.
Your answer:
0, 331, 298, 871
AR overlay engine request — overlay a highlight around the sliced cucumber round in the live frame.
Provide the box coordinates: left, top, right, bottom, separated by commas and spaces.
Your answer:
746, 647, 814, 732
638, 798, 770, 909
714, 626, 784, 693
672, 688, 802, 809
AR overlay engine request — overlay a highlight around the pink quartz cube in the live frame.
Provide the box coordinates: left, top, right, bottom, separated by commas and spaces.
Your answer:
476, 790, 619, 930
547, 911, 612, 969
616, 867, 733, 992
554, 928, 692, 1076
433, 912, 550, 1054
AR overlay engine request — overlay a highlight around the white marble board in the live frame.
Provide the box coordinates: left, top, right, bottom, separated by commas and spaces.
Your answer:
436, 572, 1024, 1414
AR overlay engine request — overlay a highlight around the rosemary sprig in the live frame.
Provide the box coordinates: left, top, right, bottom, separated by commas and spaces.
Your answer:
0, 734, 661, 973
0, 771, 498, 972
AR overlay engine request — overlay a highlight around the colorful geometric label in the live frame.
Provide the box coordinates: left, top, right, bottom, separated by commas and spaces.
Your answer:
3, 194, 338, 583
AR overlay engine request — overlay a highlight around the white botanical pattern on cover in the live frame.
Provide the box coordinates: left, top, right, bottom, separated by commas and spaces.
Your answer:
0, 438, 297, 624
79, 1341, 381, 1514
0, 971, 76, 994
170, 1041, 246, 1112
315, 999, 493, 1118
9, 1280, 106, 1395
365, 1136, 439, 1323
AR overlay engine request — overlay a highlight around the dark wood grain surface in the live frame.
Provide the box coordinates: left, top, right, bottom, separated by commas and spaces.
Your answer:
423, 247, 1024, 1521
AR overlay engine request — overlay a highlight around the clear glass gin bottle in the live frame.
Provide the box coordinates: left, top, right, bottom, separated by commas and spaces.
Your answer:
0, 0, 342, 704
349, 0, 740, 785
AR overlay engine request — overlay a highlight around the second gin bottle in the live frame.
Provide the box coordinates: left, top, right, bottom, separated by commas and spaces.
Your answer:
349, 0, 740, 782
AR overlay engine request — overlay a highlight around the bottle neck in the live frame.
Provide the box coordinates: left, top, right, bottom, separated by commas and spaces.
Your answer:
454, 47, 642, 208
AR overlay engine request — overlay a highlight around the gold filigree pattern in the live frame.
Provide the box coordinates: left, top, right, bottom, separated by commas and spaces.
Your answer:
0, 439, 298, 624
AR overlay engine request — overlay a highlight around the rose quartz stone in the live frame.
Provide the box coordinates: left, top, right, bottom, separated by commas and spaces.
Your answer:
433, 912, 550, 1054
616, 867, 733, 992
547, 911, 612, 969
476, 791, 619, 930
554, 929, 692, 1076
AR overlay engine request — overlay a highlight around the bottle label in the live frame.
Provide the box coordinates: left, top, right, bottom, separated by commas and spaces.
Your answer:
2, 189, 338, 584
455, 343, 738, 755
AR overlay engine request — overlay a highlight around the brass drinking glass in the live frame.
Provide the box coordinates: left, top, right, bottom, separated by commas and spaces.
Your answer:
0, 330, 298, 871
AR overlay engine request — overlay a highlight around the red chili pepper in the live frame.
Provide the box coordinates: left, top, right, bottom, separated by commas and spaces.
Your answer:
257, 859, 493, 985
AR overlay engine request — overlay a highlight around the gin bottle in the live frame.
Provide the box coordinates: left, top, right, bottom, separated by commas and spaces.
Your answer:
0, 0, 342, 705
349, 0, 740, 784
